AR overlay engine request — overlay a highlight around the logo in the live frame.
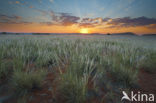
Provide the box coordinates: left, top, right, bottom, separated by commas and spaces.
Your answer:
121, 91, 155, 102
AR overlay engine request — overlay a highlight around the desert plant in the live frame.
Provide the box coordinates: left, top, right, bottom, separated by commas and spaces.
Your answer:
0, 60, 13, 82
57, 55, 96, 103
109, 64, 138, 88
0, 34, 156, 103
58, 74, 87, 103
11, 69, 47, 95
139, 52, 156, 72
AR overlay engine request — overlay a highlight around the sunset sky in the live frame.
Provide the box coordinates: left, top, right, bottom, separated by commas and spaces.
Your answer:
0, 0, 156, 34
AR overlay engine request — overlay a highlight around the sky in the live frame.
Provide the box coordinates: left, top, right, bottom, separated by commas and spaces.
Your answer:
0, 0, 156, 34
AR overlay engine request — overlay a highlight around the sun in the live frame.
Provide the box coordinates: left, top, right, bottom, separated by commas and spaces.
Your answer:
80, 28, 89, 34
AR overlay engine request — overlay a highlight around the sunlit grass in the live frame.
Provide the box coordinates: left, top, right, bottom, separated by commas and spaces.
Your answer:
0, 35, 155, 103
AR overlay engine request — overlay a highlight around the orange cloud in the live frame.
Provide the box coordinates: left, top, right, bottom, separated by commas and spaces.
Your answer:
1, 21, 156, 35
15, 1, 20, 4
0, 13, 156, 34
29, 6, 33, 8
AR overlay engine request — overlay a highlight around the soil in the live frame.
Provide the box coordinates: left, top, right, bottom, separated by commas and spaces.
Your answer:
138, 69, 156, 94
28, 73, 57, 103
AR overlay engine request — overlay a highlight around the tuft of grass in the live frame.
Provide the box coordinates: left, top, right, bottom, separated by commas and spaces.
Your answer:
104, 91, 120, 103
17, 94, 28, 103
0, 60, 13, 82
57, 55, 96, 103
139, 52, 156, 72
58, 74, 87, 103
11, 69, 47, 95
109, 65, 138, 88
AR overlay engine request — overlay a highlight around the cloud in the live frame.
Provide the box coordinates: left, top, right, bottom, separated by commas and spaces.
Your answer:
40, 22, 54, 26
29, 6, 33, 8
38, 0, 42, 4
35, 9, 49, 15
38, 14, 156, 29
49, 0, 54, 3
81, 17, 103, 23
100, 7, 105, 11
147, 24, 156, 29
78, 16, 156, 29
15, 1, 20, 4
0, 14, 32, 25
107, 17, 156, 28
50, 11, 80, 26
59, 13, 80, 26
79, 17, 110, 27
1, 11, 156, 30
0, 15, 22, 22
13, 1, 30, 7
26, 11, 81, 26
8, 1, 13, 4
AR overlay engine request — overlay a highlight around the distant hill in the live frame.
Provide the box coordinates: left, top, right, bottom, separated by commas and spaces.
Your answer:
110, 32, 136, 36
142, 34, 156, 36
1, 32, 156, 36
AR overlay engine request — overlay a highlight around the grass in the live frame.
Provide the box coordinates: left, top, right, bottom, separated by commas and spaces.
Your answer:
139, 51, 156, 72
0, 35, 156, 103
0, 60, 13, 82
58, 74, 87, 103
12, 69, 47, 95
